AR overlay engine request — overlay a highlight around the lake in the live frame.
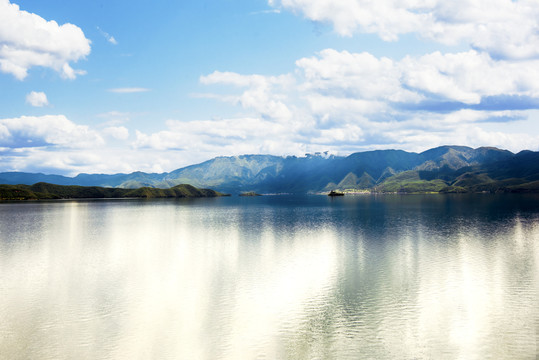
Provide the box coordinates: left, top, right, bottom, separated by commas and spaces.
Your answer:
0, 194, 538, 359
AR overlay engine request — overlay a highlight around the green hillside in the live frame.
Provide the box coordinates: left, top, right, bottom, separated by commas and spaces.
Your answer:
0, 183, 226, 200
374, 171, 448, 193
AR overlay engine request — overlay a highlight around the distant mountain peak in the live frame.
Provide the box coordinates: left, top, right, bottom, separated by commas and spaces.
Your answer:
305, 151, 336, 159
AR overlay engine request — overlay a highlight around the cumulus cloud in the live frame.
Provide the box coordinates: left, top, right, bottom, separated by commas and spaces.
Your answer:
0, 0, 91, 80
296, 49, 422, 103
0, 115, 140, 175
269, 0, 539, 60
296, 49, 539, 107
0, 115, 103, 149
0, 146, 170, 176
25, 91, 49, 107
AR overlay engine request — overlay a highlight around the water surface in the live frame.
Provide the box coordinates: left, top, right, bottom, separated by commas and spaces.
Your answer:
1, 194, 538, 359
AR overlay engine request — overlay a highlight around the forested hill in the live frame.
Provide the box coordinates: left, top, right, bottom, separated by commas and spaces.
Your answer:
1, 146, 539, 194
0, 183, 226, 200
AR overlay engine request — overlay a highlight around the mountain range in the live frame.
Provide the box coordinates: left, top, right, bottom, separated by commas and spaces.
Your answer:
1, 145, 539, 194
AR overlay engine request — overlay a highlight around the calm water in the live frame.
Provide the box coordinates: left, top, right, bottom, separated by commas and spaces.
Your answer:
0, 194, 538, 359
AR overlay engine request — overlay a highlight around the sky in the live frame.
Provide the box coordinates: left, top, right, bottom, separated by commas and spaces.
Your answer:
2, 0, 539, 176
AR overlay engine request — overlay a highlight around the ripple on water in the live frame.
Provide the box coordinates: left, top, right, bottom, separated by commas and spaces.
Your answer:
1, 195, 538, 359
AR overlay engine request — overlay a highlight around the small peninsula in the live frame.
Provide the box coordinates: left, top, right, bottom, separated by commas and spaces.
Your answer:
0, 182, 227, 201
239, 191, 262, 196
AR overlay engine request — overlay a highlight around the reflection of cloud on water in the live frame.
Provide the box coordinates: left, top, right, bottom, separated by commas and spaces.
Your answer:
226, 226, 339, 359
1, 198, 538, 359
414, 217, 539, 359
96, 204, 339, 359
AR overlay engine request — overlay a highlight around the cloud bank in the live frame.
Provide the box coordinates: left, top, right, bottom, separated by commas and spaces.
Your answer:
269, 0, 539, 60
184, 48, 539, 156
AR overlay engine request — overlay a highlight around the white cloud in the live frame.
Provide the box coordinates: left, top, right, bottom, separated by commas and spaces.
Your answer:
250, 9, 281, 15
108, 87, 150, 93
25, 91, 49, 107
0, 115, 140, 175
97, 26, 118, 45
203, 49, 539, 122
462, 126, 539, 152
381, 121, 539, 154
299, 49, 539, 106
270, 0, 539, 60
131, 115, 349, 166
127, 108, 539, 169
97, 111, 131, 126
0, 115, 103, 149
0, 111, 537, 177
305, 95, 386, 120
312, 124, 365, 145
303, 109, 539, 154
271, 0, 426, 39
200, 71, 293, 89
0, 0, 91, 80
133, 117, 297, 155
200, 72, 294, 121
102, 126, 129, 140
296, 49, 422, 103
198, 48, 539, 155
0, 146, 157, 176
399, 51, 539, 104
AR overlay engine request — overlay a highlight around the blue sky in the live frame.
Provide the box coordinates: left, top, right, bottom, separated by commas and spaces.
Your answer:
1, 0, 539, 175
